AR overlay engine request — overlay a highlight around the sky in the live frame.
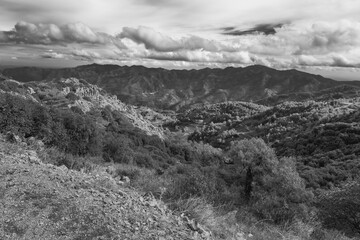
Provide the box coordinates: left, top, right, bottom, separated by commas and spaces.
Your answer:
0, 0, 360, 80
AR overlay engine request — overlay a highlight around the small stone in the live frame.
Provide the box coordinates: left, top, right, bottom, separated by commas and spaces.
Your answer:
122, 176, 130, 183
59, 165, 68, 171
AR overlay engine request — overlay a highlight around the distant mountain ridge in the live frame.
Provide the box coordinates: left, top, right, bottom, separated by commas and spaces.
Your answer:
3, 64, 360, 110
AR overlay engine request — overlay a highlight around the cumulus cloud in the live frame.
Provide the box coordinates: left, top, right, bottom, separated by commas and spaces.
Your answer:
70, 49, 102, 60
295, 54, 360, 68
301, 20, 360, 54
252, 20, 360, 56
0, 21, 125, 46
332, 55, 357, 68
1, 18, 360, 71
119, 26, 236, 52
226, 19, 360, 68
119, 26, 180, 52
147, 50, 252, 64
181, 36, 235, 52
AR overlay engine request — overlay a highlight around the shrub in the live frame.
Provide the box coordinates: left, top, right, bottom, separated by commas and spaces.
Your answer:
316, 180, 360, 237
65, 92, 80, 101
227, 138, 313, 224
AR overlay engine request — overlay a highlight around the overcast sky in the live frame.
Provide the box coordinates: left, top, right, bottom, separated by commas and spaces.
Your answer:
0, 0, 360, 79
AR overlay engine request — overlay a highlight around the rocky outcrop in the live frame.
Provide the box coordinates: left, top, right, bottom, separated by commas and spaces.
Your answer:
63, 79, 164, 138
0, 77, 165, 138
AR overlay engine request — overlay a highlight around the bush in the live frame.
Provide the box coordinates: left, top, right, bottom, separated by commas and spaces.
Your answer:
316, 180, 360, 237
228, 138, 313, 224
37, 147, 103, 171
65, 92, 80, 101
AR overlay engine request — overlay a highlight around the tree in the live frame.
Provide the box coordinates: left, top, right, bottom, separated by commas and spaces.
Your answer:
227, 138, 278, 202
228, 138, 312, 224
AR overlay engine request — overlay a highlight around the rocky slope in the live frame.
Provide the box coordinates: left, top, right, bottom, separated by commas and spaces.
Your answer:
3, 64, 360, 110
0, 135, 211, 240
0, 76, 166, 138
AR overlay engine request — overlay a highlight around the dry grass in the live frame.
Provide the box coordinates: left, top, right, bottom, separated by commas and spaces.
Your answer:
1, 135, 355, 240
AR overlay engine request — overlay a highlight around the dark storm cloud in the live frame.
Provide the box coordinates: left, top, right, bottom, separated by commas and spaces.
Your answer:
222, 23, 285, 36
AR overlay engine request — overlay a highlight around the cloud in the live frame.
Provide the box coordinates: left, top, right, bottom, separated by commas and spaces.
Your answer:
0, 31, 9, 41
295, 54, 360, 68
61, 23, 105, 43
119, 26, 180, 52
119, 26, 236, 52
222, 23, 285, 36
302, 20, 360, 54
40, 51, 66, 59
225, 19, 360, 68
70, 49, 102, 60
0, 21, 124, 46
250, 20, 360, 56
332, 55, 357, 68
1, 18, 360, 71
182, 35, 235, 52
134, 0, 180, 7
147, 50, 253, 64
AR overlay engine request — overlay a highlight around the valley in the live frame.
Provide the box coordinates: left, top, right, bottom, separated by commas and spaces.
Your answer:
1, 64, 360, 239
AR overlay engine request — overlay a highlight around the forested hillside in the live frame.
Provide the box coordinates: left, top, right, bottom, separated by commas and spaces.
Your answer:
4, 64, 360, 110
1, 69, 359, 239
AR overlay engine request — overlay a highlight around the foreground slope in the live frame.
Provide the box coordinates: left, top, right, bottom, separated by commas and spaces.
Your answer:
0, 136, 205, 240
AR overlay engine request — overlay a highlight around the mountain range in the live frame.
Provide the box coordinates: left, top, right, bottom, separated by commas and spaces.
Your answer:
2, 63, 360, 238
3, 64, 360, 110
